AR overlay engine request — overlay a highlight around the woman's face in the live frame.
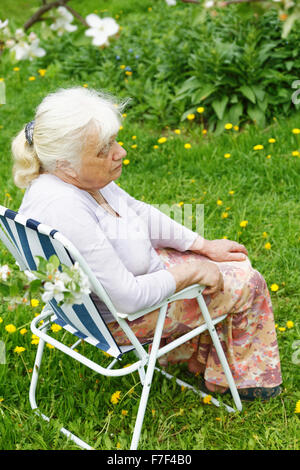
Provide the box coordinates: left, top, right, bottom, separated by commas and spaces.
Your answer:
78, 130, 127, 190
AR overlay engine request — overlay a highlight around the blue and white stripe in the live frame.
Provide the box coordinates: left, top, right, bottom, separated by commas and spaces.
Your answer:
0, 205, 122, 358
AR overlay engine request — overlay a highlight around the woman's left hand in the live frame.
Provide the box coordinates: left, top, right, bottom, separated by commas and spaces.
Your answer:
191, 237, 248, 262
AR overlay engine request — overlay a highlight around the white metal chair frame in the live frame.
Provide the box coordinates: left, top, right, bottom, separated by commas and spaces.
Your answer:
0, 206, 242, 450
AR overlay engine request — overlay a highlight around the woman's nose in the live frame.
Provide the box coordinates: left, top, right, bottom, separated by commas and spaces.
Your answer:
115, 143, 127, 159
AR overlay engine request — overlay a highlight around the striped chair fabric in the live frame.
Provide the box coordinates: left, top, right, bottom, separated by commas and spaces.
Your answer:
0, 205, 125, 358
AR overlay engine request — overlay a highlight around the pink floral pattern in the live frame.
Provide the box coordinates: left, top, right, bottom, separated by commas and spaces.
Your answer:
108, 248, 282, 389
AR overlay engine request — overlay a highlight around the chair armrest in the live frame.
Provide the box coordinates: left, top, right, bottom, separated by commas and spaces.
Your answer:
116, 284, 204, 321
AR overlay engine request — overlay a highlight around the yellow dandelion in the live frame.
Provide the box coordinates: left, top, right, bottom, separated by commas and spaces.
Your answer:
174, 129, 181, 134
203, 395, 212, 404
28, 76, 36, 81
122, 113, 127, 118
202, 129, 207, 135
110, 390, 121, 405
119, 125, 123, 130
262, 231, 268, 238
14, 346, 26, 354
295, 401, 300, 414
125, 70, 132, 76
292, 128, 300, 134
184, 143, 191, 149
264, 242, 271, 250
46, 343, 55, 349
178, 201, 184, 207
224, 123, 233, 130
253, 144, 264, 150
151, 409, 156, 417
240, 220, 248, 228
233, 125, 239, 131
38, 69, 46, 77
0, 317, 3, 323
268, 138, 276, 143
13, 67, 20, 72
197, 107, 205, 113
229, 190, 235, 195
221, 212, 229, 219
0, 398, 4, 402
51, 323, 62, 333
270, 284, 279, 292
286, 321, 294, 329
292, 151, 300, 156
224, 153, 231, 158
118, 141, 124, 146
20, 328, 27, 335
82, 83, 88, 88
123, 159, 130, 165
131, 144, 137, 149
153, 145, 159, 149
30, 298, 39, 307
120, 65, 126, 70
131, 135, 136, 140
217, 199, 223, 206
215, 417, 221, 421
278, 327, 286, 332
121, 409, 128, 416
157, 137, 167, 144
31, 334, 40, 345
187, 113, 195, 121
266, 154, 271, 159
5, 324, 16, 334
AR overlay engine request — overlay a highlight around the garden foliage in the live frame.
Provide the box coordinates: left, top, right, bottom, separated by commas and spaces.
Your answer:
8, 5, 298, 133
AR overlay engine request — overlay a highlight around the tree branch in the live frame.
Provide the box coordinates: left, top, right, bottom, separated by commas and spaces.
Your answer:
64, 4, 89, 27
23, 0, 70, 31
219, 0, 267, 5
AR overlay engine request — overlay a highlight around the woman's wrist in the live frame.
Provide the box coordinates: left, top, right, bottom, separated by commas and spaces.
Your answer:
189, 235, 208, 254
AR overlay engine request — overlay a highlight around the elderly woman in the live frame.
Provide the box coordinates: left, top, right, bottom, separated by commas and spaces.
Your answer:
12, 87, 282, 399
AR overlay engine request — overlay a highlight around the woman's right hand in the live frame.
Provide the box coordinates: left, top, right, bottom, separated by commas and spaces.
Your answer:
168, 259, 224, 295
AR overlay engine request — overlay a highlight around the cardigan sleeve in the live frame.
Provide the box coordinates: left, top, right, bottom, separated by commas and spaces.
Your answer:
109, 182, 202, 251
35, 196, 176, 315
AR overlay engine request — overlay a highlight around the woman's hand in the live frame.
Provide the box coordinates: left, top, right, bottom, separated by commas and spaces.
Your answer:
168, 259, 224, 295
190, 236, 248, 263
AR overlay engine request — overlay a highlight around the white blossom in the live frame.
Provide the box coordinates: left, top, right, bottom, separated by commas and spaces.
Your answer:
42, 279, 67, 303
205, 0, 215, 7
0, 264, 11, 281
50, 6, 77, 36
165, 0, 177, 5
0, 19, 8, 30
85, 14, 119, 47
11, 36, 46, 61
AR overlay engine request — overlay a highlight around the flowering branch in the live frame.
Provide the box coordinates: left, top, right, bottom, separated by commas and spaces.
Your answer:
23, 0, 88, 31
0, 256, 91, 312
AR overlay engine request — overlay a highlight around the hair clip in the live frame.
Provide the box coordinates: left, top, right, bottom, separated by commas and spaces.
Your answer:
25, 120, 35, 145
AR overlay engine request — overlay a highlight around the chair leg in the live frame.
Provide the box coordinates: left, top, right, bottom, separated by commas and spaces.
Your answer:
29, 335, 93, 450
130, 304, 168, 450
197, 295, 242, 411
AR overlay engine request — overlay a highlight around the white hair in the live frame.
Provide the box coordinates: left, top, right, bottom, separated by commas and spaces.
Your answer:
12, 86, 128, 188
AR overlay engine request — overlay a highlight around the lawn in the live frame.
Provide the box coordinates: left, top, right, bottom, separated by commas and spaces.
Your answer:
0, 0, 299, 450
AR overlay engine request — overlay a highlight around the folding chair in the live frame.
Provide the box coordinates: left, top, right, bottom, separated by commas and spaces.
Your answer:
0, 204, 242, 450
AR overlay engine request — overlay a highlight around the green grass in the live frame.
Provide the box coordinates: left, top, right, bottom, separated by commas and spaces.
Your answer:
0, 0, 299, 451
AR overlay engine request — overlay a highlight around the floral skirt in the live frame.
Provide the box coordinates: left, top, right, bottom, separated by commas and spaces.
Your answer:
108, 248, 282, 389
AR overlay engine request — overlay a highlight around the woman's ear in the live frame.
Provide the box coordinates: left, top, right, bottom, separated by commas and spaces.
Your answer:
55, 160, 78, 178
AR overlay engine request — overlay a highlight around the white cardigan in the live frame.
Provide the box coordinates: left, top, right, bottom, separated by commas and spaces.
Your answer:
19, 174, 200, 322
